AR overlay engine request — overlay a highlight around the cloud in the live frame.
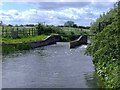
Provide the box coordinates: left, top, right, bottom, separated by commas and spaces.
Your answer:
0, 7, 100, 26
0, 2, 116, 26
33, 2, 115, 11
1, 0, 117, 2
90, 2, 115, 9
0, 2, 3, 10
36, 2, 91, 10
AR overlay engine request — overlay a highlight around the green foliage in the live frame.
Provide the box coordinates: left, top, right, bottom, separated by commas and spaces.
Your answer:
86, 22, 120, 88
36, 23, 45, 35
35, 23, 90, 42
16, 43, 30, 50
64, 21, 75, 27
36, 23, 61, 35
2, 43, 30, 55
90, 7, 117, 33
86, 2, 120, 88
2, 43, 31, 55
2, 35, 47, 44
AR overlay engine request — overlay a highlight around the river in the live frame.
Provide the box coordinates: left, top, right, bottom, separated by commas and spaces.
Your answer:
2, 42, 100, 88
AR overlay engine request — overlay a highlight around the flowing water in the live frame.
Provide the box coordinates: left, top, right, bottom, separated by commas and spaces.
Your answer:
2, 42, 100, 88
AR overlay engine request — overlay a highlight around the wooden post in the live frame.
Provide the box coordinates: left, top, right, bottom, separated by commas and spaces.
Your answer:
11, 27, 14, 37
16, 27, 18, 37
5, 29, 7, 37
29, 29, 30, 35
26, 29, 28, 36
33, 29, 34, 36
25, 29, 27, 36
35, 29, 38, 35
2, 26, 4, 36
23, 28, 24, 36
32, 28, 33, 36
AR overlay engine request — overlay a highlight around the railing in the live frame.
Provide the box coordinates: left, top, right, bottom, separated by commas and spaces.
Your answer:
2, 27, 38, 38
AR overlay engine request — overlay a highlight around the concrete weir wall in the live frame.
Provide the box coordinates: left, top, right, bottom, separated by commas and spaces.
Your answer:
30, 35, 61, 48
70, 35, 88, 48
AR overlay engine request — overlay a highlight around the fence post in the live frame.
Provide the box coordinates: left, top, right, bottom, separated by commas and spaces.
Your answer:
16, 27, 19, 37
11, 27, 14, 37
35, 29, 37, 36
2, 26, 4, 36
29, 29, 30, 36
5, 29, 7, 37
34, 29, 36, 36
32, 28, 33, 36
23, 28, 24, 36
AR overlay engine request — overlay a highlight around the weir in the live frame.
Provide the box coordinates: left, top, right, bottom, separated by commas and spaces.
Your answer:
69, 34, 95, 48
2, 34, 95, 50
69, 35, 88, 48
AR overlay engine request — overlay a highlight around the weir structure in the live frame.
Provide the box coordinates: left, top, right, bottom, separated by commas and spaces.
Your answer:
69, 34, 95, 48
2, 34, 95, 50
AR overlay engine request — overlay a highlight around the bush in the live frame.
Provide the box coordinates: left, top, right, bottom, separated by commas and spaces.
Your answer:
36, 23, 45, 35
36, 23, 61, 35
85, 2, 120, 88
86, 22, 120, 88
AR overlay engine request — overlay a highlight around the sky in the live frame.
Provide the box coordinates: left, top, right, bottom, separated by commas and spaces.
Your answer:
0, 0, 117, 26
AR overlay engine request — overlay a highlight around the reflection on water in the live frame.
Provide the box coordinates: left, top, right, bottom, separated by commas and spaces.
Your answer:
84, 72, 100, 88
2, 42, 100, 88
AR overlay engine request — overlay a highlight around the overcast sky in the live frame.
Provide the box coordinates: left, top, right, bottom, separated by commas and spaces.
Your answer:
0, 0, 116, 26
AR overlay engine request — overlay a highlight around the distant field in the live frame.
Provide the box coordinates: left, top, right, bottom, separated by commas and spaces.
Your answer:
1, 26, 90, 36
60, 27, 90, 35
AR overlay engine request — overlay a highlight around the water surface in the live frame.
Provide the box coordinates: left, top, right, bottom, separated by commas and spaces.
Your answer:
2, 42, 99, 88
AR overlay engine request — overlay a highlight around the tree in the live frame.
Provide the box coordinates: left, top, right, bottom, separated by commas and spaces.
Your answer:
64, 21, 75, 27
8, 24, 13, 27
36, 23, 45, 35
20, 24, 23, 27
15, 24, 18, 27
73, 24, 77, 28
0, 21, 2, 26
90, 7, 116, 33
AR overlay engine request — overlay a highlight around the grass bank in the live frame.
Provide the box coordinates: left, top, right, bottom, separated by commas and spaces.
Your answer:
2, 35, 47, 55
2, 35, 47, 44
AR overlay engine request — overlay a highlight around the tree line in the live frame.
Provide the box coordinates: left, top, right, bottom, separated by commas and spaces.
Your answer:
2, 21, 90, 29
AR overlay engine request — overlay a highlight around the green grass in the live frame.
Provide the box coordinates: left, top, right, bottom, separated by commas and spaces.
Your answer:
60, 27, 90, 35
2, 35, 47, 44
2, 34, 47, 55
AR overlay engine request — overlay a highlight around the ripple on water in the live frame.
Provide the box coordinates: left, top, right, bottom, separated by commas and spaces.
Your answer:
2, 42, 100, 88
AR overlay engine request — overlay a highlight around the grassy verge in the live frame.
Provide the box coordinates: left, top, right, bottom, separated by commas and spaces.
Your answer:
2, 35, 47, 44
2, 35, 47, 55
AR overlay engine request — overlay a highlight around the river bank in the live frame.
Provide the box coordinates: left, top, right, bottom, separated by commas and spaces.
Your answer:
2, 35, 61, 55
